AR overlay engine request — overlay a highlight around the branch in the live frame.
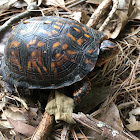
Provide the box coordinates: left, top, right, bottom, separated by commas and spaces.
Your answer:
0, 2, 40, 34
72, 113, 139, 140
31, 92, 55, 140
86, 0, 112, 28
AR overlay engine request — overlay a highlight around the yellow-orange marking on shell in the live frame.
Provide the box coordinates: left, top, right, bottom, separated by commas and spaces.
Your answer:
52, 42, 60, 48
32, 61, 42, 75
51, 62, 55, 70
94, 30, 98, 34
56, 22, 62, 25
77, 38, 83, 45
52, 30, 58, 34
84, 34, 90, 38
88, 49, 94, 53
56, 61, 62, 67
14, 41, 20, 47
45, 20, 52, 24
42, 66, 48, 73
11, 51, 14, 55
85, 58, 90, 64
15, 59, 22, 69
9, 40, 21, 49
29, 37, 37, 45
8, 34, 13, 39
31, 51, 36, 57
62, 44, 68, 50
37, 41, 45, 47
63, 56, 68, 61
74, 28, 81, 33
27, 60, 31, 70
67, 33, 76, 41
57, 19, 67, 23
67, 50, 77, 55
71, 59, 75, 62
82, 27, 88, 33
75, 24, 80, 26
23, 20, 28, 24
27, 44, 29, 48
53, 25, 60, 30
55, 53, 62, 60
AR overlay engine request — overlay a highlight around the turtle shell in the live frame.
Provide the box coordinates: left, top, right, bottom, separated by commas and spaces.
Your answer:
1, 16, 107, 89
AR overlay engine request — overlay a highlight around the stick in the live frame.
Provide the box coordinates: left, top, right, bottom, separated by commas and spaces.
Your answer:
86, 0, 112, 28
0, 2, 40, 34
99, 0, 119, 31
72, 113, 139, 140
31, 92, 55, 140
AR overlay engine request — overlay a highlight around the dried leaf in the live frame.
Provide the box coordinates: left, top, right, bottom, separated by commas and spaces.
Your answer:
102, 0, 135, 38
81, 12, 90, 24
104, 11, 128, 39
126, 107, 140, 131
118, 0, 129, 10
0, 0, 17, 14
7, 117, 36, 137
46, 90, 75, 124
98, 103, 123, 132
0, 107, 27, 129
69, 12, 82, 22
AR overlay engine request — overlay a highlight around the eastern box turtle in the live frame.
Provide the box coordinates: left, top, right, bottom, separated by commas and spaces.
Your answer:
0, 16, 119, 104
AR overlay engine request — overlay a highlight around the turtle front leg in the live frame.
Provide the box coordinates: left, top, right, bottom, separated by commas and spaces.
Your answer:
73, 80, 91, 105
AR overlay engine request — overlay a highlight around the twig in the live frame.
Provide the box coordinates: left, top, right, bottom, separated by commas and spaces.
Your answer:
86, 0, 112, 28
72, 113, 139, 140
8, 95, 29, 110
31, 92, 55, 140
99, 0, 119, 31
66, 0, 86, 8
0, 2, 40, 34
124, 27, 140, 39
71, 127, 78, 140
61, 123, 71, 140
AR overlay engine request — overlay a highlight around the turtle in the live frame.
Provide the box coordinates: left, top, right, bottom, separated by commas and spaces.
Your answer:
0, 16, 119, 104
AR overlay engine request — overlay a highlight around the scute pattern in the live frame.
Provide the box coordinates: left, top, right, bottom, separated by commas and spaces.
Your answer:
1, 16, 106, 89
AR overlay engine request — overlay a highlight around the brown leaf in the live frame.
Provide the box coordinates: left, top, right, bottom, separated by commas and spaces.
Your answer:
7, 117, 36, 137
98, 103, 123, 132
104, 11, 128, 39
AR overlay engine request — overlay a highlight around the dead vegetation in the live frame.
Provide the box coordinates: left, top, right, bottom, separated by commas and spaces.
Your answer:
0, 0, 139, 139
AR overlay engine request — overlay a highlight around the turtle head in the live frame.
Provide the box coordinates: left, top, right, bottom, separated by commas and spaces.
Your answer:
96, 40, 119, 67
